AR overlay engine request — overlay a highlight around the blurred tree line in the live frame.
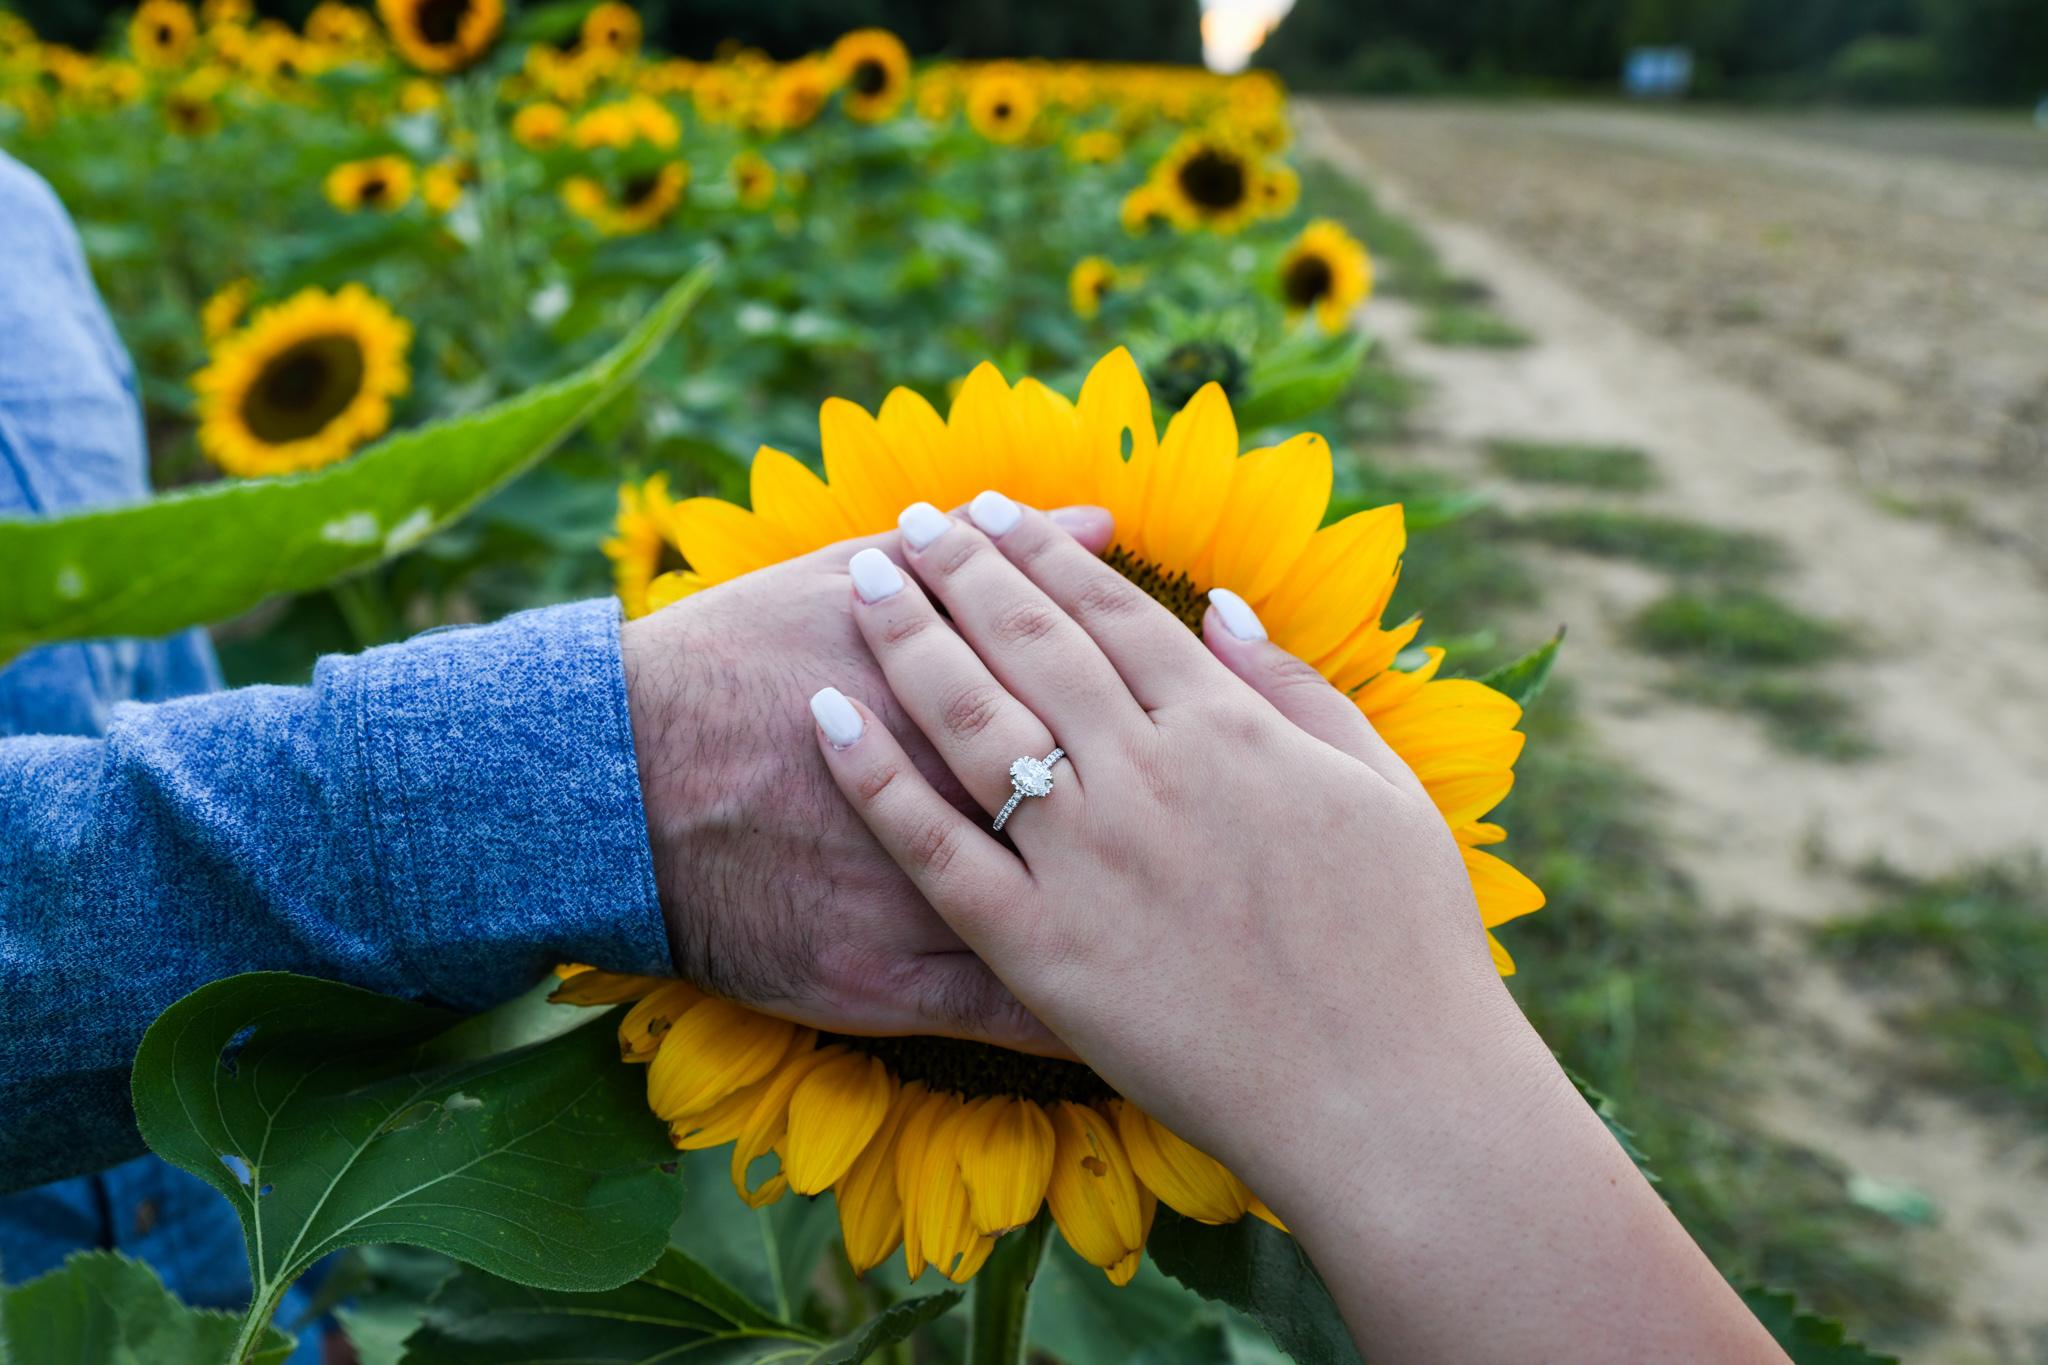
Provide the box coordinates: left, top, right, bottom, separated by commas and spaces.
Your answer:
1259, 0, 2048, 102
6, 0, 1203, 64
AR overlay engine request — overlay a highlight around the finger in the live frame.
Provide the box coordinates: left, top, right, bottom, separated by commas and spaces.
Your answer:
809, 687, 1037, 949
897, 953, 1075, 1057
1202, 589, 1427, 800
842, 546, 1069, 817
896, 493, 1148, 738
968, 497, 1219, 710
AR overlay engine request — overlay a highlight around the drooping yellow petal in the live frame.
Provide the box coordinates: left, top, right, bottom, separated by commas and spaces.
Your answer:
1489, 932, 1517, 976
784, 1051, 894, 1195
896, 1089, 959, 1280
1203, 433, 1331, 600
1104, 1186, 1159, 1285
1141, 382, 1237, 576
671, 496, 797, 586
617, 982, 703, 1063
669, 1074, 772, 1150
917, 1098, 997, 1282
729, 1042, 837, 1208
1114, 1103, 1250, 1224
957, 1096, 1056, 1236
1248, 1195, 1287, 1231
819, 397, 919, 535
1046, 1102, 1145, 1274
646, 999, 801, 1122
750, 444, 858, 548
548, 967, 664, 1006
837, 1081, 923, 1275
1463, 845, 1545, 928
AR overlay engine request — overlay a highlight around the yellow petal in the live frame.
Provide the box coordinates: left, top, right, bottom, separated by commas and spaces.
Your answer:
1046, 1102, 1144, 1270
837, 1081, 923, 1275
946, 362, 1022, 506
1488, 932, 1517, 976
820, 398, 918, 535
917, 1098, 994, 1282
1464, 845, 1544, 928
1114, 1103, 1249, 1224
1134, 381, 1237, 579
1007, 378, 1084, 511
1416, 764, 1516, 830
617, 982, 703, 1063
957, 1097, 1055, 1236
644, 570, 707, 614
669, 1074, 772, 1150
670, 496, 796, 585
645, 999, 801, 1122
1248, 1195, 1287, 1231
784, 1051, 894, 1195
1075, 347, 1160, 543
1355, 647, 1445, 721
729, 1042, 836, 1208
548, 967, 664, 1006
877, 386, 956, 508
1257, 504, 1406, 664
896, 1089, 959, 1280
1204, 433, 1331, 601
750, 444, 857, 548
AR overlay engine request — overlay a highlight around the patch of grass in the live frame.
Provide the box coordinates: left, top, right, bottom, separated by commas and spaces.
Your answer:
1630, 587, 1852, 666
1670, 674, 1877, 762
1339, 348, 1422, 448
1486, 438, 1658, 492
1819, 858, 2048, 1125
1509, 509, 1784, 577
1421, 304, 1533, 349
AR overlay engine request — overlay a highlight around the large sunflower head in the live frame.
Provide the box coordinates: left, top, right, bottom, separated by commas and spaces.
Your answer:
574, 348, 1545, 1284
964, 64, 1037, 144
562, 160, 688, 235
131, 0, 198, 69
1279, 218, 1374, 333
829, 28, 910, 123
1152, 132, 1264, 234
193, 284, 411, 478
324, 154, 415, 212
375, 0, 499, 74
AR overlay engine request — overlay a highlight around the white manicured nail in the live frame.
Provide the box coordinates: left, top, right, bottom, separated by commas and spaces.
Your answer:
1208, 588, 1266, 642
969, 489, 1022, 537
898, 502, 952, 550
809, 687, 864, 748
848, 547, 904, 603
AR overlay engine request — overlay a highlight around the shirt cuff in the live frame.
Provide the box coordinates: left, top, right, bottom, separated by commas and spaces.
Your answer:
328, 598, 670, 1008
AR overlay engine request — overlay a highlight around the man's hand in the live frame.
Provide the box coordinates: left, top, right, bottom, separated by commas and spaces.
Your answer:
619, 511, 1114, 1051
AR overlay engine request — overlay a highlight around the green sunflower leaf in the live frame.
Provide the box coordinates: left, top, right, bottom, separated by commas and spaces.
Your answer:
394, 1249, 963, 1364
1477, 627, 1565, 709
0, 1251, 295, 1365
1145, 1211, 1361, 1365
0, 264, 711, 668
129, 971, 683, 1344
1232, 330, 1371, 434
1739, 1286, 1899, 1364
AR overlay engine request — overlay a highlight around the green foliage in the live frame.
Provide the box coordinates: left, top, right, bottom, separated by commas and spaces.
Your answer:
0, 1251, 295, 1365
1234, 331, 1372, 434
1740, 1287, 1901, 1364
1485, 439, 1658, 492
0, 269, 709, 666
130, 973, 684, 1351
1146, 1212, 1361, 1365
1507, 507, 1784, 577
1818, 858, 2048, 1123
1827, 36, 1946, 102
1477, 628, 1566, 708
1420, 305, 1533, 349
1629, 587, 1851, 666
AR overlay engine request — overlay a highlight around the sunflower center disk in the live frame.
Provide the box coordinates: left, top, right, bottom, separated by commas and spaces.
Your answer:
1284, 254, 1335, 308
1105, 546, 1208, 632
826, 1032, 1115, 1106
415, 0, 469, 45
1179, 149, 1248, 211
243, 335, 367, 443
852, 59, 888, 95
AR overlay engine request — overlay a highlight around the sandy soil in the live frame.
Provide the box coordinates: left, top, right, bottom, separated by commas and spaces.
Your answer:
1300, 101, 2048, 1363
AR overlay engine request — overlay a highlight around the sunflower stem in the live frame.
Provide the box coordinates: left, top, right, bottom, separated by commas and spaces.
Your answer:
966, 1212, 1050, 1365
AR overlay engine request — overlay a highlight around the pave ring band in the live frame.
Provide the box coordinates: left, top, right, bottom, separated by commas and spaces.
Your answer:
992, 747, 1065, 832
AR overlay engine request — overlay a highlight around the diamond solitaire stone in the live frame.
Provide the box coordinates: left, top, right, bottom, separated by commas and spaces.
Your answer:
1010, 756, 1055, 797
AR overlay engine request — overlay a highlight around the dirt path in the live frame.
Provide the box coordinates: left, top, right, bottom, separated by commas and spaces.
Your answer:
1300, 101, 2048, 1363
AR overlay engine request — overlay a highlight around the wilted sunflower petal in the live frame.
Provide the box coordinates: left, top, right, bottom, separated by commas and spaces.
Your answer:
1046, 1102, 1145, 1272
957, 1096, 1055, 1236
784, 1051, 894, 1194
1115, 1103, 1249, 1224
646, 999, 802, 1122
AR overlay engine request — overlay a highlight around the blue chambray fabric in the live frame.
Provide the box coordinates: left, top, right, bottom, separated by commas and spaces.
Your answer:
0, 150, 672, 1346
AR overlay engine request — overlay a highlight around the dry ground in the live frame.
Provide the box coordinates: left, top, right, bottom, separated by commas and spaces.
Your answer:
1301, 100, 2048, 1363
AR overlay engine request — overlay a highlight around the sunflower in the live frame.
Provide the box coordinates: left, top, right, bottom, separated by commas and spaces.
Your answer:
567, 347, 1545, 1285
602, 475, 695, 618
729, 148, 775, 209
376, 0, 499, 74
581, 2, 641, 62
756, 57, 832, 133
1064, 128, 1123, 166
1067, 255, 1121, 321
964, 64, 1037, 144
200, 278, 252, 342
130, 0, 197, 69
1256, 162, 1300, 217
572, 94, 679, 150
829, 28, 909, 123
1151, 132, 1263, 233
161, 66, 225, 135
306, 2, 378, 54
397, 76, 442, 114
324, 154, 415, 212
510, 100, 567, 149
1118, 182, 1173, 236
420, 157, 474, 213
194, 284, 411, 477
1279, 219, 1373, 333
562, 160, 688, 235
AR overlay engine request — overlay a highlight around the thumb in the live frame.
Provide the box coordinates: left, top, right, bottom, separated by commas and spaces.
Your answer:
1202, 588, 1423, 796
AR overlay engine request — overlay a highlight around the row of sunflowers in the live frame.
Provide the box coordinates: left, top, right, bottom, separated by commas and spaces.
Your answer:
0, 4, 1560, 1362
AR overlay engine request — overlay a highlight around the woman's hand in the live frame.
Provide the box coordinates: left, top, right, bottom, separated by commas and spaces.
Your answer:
807, 491, 1784, 1364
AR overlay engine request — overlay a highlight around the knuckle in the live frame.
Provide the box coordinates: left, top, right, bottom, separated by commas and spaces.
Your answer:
939, 681, 1008, 741
878, 610, 933, 648
1267, 653, 1336, 697
927, 533, 985, 580
989, 598, 1062, 649
1004, 521, 1061, 571
1072, 573, 1144, 625
906, 818, 962, 878
854, 760, 902, 805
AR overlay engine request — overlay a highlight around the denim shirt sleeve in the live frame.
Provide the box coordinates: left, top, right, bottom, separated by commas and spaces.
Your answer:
0, 599, 673, 1190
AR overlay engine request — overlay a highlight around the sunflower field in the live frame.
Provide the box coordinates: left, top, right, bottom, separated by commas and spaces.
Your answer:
0, 3, 1881, 1364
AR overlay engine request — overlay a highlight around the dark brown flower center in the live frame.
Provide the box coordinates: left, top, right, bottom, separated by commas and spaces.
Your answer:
359, 175, 389, 204
991, 100, 1012, 121
654, 539, 690, 577
1178, 147, 1247, 212
621, 170, 663, 207
851, 57, 888, 96
242, 334, 366, 443
1106, 546, 1206, 632
415, 0, 470, 46
1284, 252, 1335, 308
828, 1033, 1114, 1106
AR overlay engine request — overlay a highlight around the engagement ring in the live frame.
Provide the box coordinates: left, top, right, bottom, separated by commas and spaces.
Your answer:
992, 747, 1065, 832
